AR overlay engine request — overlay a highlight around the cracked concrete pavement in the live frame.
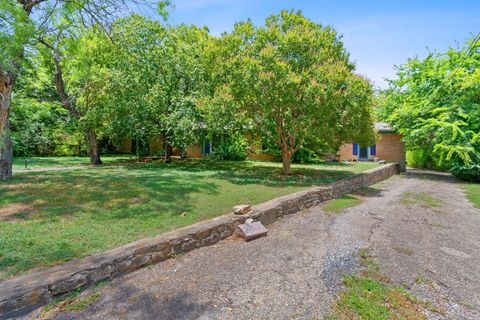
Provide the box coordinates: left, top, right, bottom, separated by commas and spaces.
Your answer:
25, 170, 480, 320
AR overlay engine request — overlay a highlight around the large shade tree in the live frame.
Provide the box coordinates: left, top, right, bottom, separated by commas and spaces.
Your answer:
84, 15, 211, 162
207, 10, 375, 174
0, 0, 168, 179
378, 37, 480, 180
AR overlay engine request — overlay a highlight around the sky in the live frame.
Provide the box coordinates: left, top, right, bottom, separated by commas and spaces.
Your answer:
162, 0, 480, 89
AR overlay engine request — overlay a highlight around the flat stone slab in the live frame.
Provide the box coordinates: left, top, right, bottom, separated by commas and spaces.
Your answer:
236, 221, 268, 241
233, 205, 251, 215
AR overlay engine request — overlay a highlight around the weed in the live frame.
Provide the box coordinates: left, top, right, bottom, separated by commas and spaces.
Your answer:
64, 293, 100, 311
463, 183, 480, 209
402, 192, 442, 208
327, 249, 434, 319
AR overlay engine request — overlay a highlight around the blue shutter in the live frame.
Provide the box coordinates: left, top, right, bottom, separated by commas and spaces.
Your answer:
370, 144, 376, 156
352, 144, 359, 156
204, 141, 212, 155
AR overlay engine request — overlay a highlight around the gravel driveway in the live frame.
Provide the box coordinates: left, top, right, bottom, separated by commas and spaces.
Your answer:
25, 170, 480, 320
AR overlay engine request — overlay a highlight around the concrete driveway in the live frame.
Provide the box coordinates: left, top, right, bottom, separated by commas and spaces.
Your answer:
25, 170, 480, 320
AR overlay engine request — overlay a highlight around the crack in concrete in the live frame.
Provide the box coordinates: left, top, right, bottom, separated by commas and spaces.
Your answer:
366, 210, 384, 243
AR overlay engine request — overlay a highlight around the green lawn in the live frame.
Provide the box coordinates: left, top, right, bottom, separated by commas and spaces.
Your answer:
13, 155, 131, 171
322, 195, 363, 214
463, 183, 480, 209
0, 159, 378, 279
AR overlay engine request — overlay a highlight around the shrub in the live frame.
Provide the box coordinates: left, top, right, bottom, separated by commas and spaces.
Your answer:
451, 163, 480, 182
212, 132, 247, 161
406, 149, 449, 170
292, 147, 323, 164
406, 149, 429, 168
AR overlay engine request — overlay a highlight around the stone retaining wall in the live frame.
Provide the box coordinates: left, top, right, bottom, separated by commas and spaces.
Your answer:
0, 163, 400, 319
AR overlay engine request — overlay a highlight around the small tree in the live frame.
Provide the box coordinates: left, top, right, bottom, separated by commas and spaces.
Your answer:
209, 10, 375, 174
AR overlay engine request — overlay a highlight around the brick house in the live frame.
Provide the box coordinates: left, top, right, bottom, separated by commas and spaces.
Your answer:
117, 134, 276, 161
117, 122, 405, 169
337, 122, 406, 170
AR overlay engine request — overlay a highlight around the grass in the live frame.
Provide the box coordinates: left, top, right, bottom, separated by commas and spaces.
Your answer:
42, 285, 102, 317
12, 155, 131, 171
64, 292, 100, 311
323, 195, 363, 214
43, 289, 82, 314
401, 191, 442, 208
0, 158, 379, 279
321, 185, 385, 214
327, 249, 432, 320
463, 183, 480, 209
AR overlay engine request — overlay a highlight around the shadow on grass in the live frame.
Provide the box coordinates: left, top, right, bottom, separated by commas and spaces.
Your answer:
1, 168, 218, 221
13, 156, 131, 169
124, 159, 357, 188
0, 158, 372, 278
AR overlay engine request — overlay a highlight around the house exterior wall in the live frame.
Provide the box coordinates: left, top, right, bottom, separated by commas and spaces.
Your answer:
376, 133, 405, 163
338, 143, 358, 161
186, 144, 203, 158
115, 135, 276, 162
245, 133, 278, 161
248, 153, 279, 161
337, 133, 405, 170
247, 141, 278, 161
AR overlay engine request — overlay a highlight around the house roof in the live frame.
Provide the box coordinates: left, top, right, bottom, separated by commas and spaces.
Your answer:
374, 122, 395, 133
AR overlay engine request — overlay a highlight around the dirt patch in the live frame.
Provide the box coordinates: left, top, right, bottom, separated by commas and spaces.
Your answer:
0, 203, 36, 221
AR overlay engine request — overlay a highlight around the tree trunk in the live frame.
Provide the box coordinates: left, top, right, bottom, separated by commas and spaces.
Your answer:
86, 128, 102, 165
164, 136, 172, 163
281, 148, 293, 175
0, 72, 14, 180
39, 39, 102, 166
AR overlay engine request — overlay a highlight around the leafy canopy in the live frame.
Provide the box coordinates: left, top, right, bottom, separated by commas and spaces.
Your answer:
205, 10, 375, 173
378, 37, 480, 173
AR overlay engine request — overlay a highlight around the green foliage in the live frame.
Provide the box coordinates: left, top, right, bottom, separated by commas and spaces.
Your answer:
5, 6, 376, 170
378, 37, 480, 180
1, 0, 172, 172
212, 132, 248, 161
205, 10, 375, 174
9, 52, 80, 156
10, 100, 70, 156
73, 16, 211, 152
0, 0, 34, 70
292, 147, 322, 164
451, 164, 480, 182
406, 149, 432, 168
